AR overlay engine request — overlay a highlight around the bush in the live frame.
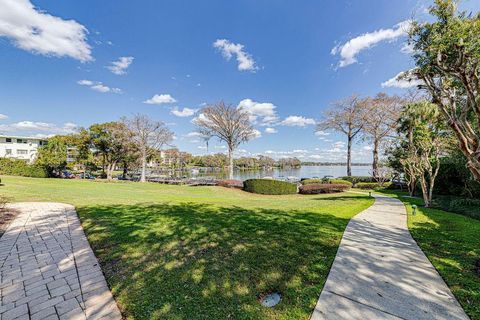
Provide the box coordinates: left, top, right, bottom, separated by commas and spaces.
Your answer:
328, 179, 353, 187
338, 176, 375, 185
301, 178, 324, 185
299, 184, 350, 194
0, 158, 47, 178
217, 179, 243, 189
355, 182, 392, 190
243, 179, 297, 195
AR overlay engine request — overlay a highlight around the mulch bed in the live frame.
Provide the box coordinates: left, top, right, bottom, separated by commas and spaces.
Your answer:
0, 208, 19, 238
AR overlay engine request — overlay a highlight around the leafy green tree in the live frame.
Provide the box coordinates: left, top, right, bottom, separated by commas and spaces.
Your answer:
89, 122, 134, 180
35, 136, 68, 177
410, 0, 480, 180
397, 101, 450, 207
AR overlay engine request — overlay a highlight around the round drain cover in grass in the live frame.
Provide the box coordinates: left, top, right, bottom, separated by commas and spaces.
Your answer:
260, 292, 281, 307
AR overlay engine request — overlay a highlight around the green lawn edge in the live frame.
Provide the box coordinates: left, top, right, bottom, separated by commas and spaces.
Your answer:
0, 176, 375, 319
378, 190, 480, 320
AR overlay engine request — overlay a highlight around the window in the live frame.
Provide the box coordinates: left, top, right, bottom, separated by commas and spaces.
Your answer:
5, 149, 12, 155
17, 139, 28, 144
17, 150, 28, 155
5, 138, 12, 143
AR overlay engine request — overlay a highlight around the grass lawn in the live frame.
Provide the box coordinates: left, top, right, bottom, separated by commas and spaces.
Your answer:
0, 176, 373, 320
379, 190, 480, 320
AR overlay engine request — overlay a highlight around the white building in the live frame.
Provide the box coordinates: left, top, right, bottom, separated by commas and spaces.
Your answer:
0, 135, 48, 164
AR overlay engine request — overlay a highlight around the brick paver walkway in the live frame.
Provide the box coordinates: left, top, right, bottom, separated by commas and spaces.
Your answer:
0, 203, 121, 320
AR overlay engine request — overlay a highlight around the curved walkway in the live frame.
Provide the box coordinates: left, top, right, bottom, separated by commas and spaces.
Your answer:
311, 194, 469, 320
0, 203, 121, 320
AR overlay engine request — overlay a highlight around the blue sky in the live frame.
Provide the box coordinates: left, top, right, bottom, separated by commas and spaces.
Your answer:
1, 0, 479, 162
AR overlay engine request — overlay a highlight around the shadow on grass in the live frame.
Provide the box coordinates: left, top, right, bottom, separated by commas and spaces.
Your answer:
78, 202, 352, 320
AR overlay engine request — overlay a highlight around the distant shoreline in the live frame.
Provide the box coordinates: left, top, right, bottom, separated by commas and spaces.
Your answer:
301, 163, 371, 166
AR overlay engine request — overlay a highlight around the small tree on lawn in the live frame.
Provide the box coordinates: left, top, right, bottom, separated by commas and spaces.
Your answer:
123, 114, 174, 183
398, 101, 450, 207
194, 102, 255, 179
35, 136, 68, 177
89, 122, 132, 180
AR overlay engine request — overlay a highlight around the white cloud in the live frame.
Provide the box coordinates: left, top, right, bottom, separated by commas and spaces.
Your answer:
213, 39, 258, 72
77, 80, 122, 94
332, 20, 411, 67
0, 0, 92, 62
185, 131, 203, 138
280, 116, 316, 127
400, 43, 415, 54
249, 129, 262, 139
315, 130, 330, 137
107, 56, 134, 75
0, 120, 78, 135
143, 94, 177, 105
77, 79, 93, 86
381, 70, 423, 89
0, 114, 8, 120
265, 127, 277, 134
170, 107, 197, 117
237, 99, 278, 125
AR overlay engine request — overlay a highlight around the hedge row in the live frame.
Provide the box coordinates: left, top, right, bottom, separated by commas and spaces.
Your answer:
0, 158, 47, 178
243, 179, 297, 195
299, 184, 350, 194
301, 178, 324, 185
338, 176, 375, 184
356, 182, 392, 189
301, 178, 352, 187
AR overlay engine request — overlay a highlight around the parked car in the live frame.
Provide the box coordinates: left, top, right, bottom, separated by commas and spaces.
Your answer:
61, 170, 75, 179
76, 172, 95, 180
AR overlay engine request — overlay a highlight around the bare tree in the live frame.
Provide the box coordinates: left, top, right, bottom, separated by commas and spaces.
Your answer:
317, 95, 367, 176
194, 101, 255, 179
123, 114, 174, 182
362, 93, 403, 177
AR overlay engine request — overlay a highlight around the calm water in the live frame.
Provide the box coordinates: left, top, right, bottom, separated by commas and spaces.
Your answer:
173, 165, 371, 180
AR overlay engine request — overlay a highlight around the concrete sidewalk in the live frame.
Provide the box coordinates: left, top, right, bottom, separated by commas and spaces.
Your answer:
0, 203, 121, 320
311, 195, 469, 320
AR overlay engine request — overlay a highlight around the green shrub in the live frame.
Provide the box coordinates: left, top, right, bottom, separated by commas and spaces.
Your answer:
338, 176, 374, 185
301, 178, 324, 185
355, 182, 392, 190
0, 158, 46, 178
328, 179, 353, 187
299, 184, 350, 194
243, 179, 297, 195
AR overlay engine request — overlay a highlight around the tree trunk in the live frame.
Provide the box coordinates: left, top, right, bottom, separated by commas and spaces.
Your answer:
228, 147, 234, 180
347, 135, 352, 177
123, 162, 128, 179
372, 139, 379, 178
106, 162, 116, 181
409, 177, 416, 197
419, 176, 431, 207
140, 151, 147, 183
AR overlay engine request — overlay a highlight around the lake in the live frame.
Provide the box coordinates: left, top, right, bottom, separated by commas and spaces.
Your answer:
181, 165, 372, 180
